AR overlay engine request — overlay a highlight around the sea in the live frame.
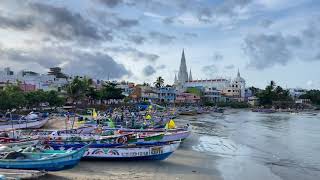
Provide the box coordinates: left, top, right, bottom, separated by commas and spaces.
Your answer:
177, 109, 320, 180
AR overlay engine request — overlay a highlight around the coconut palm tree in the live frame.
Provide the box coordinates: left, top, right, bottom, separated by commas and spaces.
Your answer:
154, 76, 164, 88
66, 76, 90, 129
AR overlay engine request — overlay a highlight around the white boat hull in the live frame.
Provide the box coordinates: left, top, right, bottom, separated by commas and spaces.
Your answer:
0, 118, 49, 131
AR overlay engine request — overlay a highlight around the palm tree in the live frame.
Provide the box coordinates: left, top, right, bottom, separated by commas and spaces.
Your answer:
66, 76, 90, 129
154, 76, 164, 88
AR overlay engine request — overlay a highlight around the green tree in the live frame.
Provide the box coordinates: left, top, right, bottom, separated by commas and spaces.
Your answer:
153, 76, 164, 88
45, 90, 65, 107
257, 81, 292, 106
0, 85, 26, 110
24, 90, 46, 108
100, 83, 124, 100
248, 86, 260, 96
66, 76, 91, 129
66, 76, 90, 104
300, 90, 320, 105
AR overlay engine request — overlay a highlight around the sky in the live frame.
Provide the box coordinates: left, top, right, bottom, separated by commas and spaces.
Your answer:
0, 0, 320, 89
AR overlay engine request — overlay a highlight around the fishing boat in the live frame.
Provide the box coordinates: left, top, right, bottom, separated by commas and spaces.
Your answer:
252, 108, 276, 113
0, 137, 39, 149
115, 129, 191, 142
179, 110, 197, 116
41, 132, 166, 150
0, 113, 49, 131
82, 141, 180, 160
0, 145, 88, 171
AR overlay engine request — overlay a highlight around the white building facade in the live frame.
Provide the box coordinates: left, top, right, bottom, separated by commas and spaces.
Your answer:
0, 67, 68, 91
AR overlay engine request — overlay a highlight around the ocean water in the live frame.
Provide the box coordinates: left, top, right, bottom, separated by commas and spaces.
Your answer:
178, 110, 320, 180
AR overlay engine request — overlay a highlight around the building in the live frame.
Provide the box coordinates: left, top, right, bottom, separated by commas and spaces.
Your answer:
173, 50, 246, 102
129, 85, 158, 102
0, 67, 69, 92
221, 70, 246, 101
116, 81, 135, 97
19, 83, 36, 92
248, 96, 259, 106
158, 87, 176, 103
203, 87, 223, 102
175, 93, 200, 104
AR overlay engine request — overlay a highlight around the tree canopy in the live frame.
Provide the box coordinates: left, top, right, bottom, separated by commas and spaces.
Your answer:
153, 76, 164, 88
299, 90, 320, 105
256, 81, 292, 106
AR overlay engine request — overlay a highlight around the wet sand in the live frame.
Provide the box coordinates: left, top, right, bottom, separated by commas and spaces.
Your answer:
39, 118, 222, 180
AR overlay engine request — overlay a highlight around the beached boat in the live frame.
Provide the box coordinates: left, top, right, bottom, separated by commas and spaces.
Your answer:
179, 110, 197, 116
0, 114, 49, 131
0, 145, 88, 171
82, 141, 180, 160
252, 108, 276, 113
42, 132, 166, 150
0, 137, 39, 149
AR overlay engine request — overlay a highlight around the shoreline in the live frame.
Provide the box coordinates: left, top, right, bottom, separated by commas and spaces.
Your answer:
40, 132, 222, 180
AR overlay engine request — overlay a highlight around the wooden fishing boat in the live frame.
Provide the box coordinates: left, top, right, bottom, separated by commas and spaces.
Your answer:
179, 110, 197, 116
0, 137, 39, 149
82, 141, 180, 160
0, 117, 49, 131
0, 145, 88, 171
42, 133, 165, 150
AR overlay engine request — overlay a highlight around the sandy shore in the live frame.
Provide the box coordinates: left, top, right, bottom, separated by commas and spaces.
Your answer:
41, 135, 221, 180
38, 117, 222, 180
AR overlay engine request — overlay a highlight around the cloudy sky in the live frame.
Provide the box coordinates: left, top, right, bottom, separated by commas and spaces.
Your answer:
0, 0, 319, 89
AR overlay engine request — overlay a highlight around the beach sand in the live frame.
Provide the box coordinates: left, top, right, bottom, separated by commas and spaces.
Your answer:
38, 118, 222, 180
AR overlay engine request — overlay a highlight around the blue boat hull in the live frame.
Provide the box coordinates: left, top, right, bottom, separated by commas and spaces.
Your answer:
83, 152, 173, 161
0, 146, 88, 171
0, 159, 81, 171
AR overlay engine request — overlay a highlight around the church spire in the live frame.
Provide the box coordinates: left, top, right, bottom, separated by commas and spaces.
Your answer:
237, 68, 240, 77
174, 73, 178, 84
189, 68, 193, 81
178, 48, 188, 83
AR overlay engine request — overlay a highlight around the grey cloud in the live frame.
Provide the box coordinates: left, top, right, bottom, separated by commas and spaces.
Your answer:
243, 17, 320, 69
259, 19, 273, 28
0, 13, 34, 30
105, 47, 159, 62
197, 8, 212, 23
65, 52, 131, 79
202, 64, 218, 77
0, 45, 130, 79
163, 17, 174, 24
0, 2, 113, 44
213, 52, 223, 61
157, 65, 166, 70
196, 0, 253, 23
116, 18, 139, 28
142, 65, 156, 76
149, 31, 176, 44
96, 0, 123, 8
285, 35, 302, 47
30, 3, 105, 42
243, 33, 291, 69
224, 64, 235, 69
127, 34, 146, 44
94, 0, 253, 26
184, 32, 198, 38
0, 46, 64, 68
